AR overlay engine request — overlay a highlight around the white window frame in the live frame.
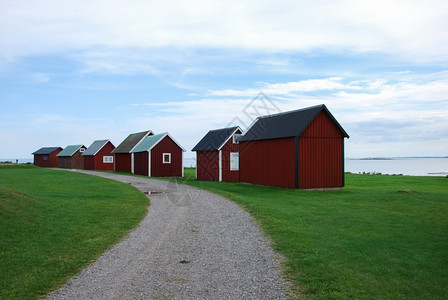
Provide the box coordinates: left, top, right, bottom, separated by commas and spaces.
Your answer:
163, 153, 171, 164
230, 152, 239, 171
233, 134, 241, 144
103, 156, 114, 163
79, 148, 85, 153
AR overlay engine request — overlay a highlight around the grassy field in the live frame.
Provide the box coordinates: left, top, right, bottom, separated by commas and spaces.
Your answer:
173, 168, 448, 299
0, 165, 149, 299
2, 165, 447, 299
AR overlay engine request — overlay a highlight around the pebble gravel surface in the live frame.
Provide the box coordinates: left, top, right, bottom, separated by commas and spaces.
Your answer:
47, 170, 287, 299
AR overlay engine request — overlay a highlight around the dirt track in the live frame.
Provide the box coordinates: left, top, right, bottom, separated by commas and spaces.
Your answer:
47, 170, 287, 299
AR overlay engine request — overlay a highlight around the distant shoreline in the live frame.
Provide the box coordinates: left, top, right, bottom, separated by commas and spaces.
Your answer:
347, 156, 448, 160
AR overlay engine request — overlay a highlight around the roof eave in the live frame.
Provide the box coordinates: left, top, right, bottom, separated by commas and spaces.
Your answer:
148, 133, 186, 152
92, 140, 113, 156
217, 126, 243, 150
128, 131, 153, 153
320, 105, 350, 138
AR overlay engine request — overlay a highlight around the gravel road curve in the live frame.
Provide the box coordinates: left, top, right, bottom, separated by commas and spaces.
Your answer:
47, 170, 287, 299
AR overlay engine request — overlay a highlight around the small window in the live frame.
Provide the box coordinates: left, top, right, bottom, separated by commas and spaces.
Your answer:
233, 134, 241, 144
79, 148, 85, 153
230, 152, 239, 171
103, 156, 114, 163
43, 155, 48, 161
163, 153, 171, 164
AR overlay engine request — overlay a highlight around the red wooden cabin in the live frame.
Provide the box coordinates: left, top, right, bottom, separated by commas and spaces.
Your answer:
82, 140, 115, 171
32, 147, 62, 167
192, 126, 242, 182
131, 132, 185, 177
57, 145, 86, 169
112, 130, 153, 173
239, 105, 349, 189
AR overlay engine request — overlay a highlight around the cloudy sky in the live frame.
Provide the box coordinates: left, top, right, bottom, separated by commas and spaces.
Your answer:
1, 0, 447, 159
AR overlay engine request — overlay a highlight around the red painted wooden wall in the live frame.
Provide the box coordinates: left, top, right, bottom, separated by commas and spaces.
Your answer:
93, 142, 115, 171
299, 111, 345, 188
34, 150, 61, 167
196, 151, 219, 181
240, 111, 346, 189
83, 156, 95, 170
150, 136, 183, 177
58, 151, 84, 169
133, 152, 148, 176
115, 153, 132, 172
221, 136, 239, 182
34, 155, 49, 167
240, 137, 295, 188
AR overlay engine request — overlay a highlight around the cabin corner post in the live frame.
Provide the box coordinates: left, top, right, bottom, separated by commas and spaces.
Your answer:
148, 150, 151, 177
238, 142, 241, 182
342, 139, 345, 187
218, 150, 222, 182
131, 153, 135, 174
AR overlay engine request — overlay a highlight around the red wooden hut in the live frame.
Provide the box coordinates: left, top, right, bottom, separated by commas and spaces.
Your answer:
32, 147, 62, 167
239, 105, 349, 189
57, 145, 86, 169
82, 140, 115, 171
112, 130, 153, 173
131, 132, 185, 177
192, 126, 242, 182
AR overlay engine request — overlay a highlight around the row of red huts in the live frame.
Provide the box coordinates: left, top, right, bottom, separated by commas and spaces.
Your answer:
33, 131, 186, 177
33, 104, 349, 189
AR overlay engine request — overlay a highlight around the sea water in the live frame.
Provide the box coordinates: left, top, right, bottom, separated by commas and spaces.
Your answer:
184, 157, 448, 176
345, 158, 448, 176
4, 157, 448, 177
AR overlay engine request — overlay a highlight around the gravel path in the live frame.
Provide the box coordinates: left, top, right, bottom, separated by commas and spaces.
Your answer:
47, 170, 287, 299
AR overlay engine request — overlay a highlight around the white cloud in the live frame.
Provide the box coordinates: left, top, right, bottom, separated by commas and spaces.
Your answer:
1, 0, 447, 62
128, 75, 448, 157
32, 73, 50, 83
208, 78, 361, 97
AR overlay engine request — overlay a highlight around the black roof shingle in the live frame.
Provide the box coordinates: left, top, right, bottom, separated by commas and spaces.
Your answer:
238, 104, 349, 142
32, 147, 62, 155
192, 126, 242, 151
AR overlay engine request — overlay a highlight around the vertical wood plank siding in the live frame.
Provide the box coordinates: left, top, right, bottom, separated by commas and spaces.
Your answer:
114, 153, 132, 172
299, 111, 345, 188
150, 136, 183, 177
50, 151, 61, 167
196, 151, 219, 181
34, 150, 61, 168
240, 138, 295, 188
58, 151, 84, 169
33, 155, 48, 167
133, 152, 149, 176
94, 142, 115, 170
221, 136, 240, 182
83, 156, 95, 170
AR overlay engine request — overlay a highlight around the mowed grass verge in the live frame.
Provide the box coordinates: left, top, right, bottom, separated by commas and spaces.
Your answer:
0, 165, 149, 299
173, 168, 448, 299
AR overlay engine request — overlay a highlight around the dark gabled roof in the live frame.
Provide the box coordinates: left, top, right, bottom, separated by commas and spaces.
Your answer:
82, 140, 114, 156
57, 145, 86, 157
239, 104, 349, 142
192, 126, 242, 151
112, 130, 153, 154
32, 147, 62, 155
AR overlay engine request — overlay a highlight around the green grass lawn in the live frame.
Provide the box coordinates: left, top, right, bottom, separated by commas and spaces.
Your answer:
2, 165, 447, 299
173, 168, 448, 299
0, 165, 149, 299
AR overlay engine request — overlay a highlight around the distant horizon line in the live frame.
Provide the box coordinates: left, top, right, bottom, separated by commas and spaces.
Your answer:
1, 156, 448, 162
347, 156, 448, 160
